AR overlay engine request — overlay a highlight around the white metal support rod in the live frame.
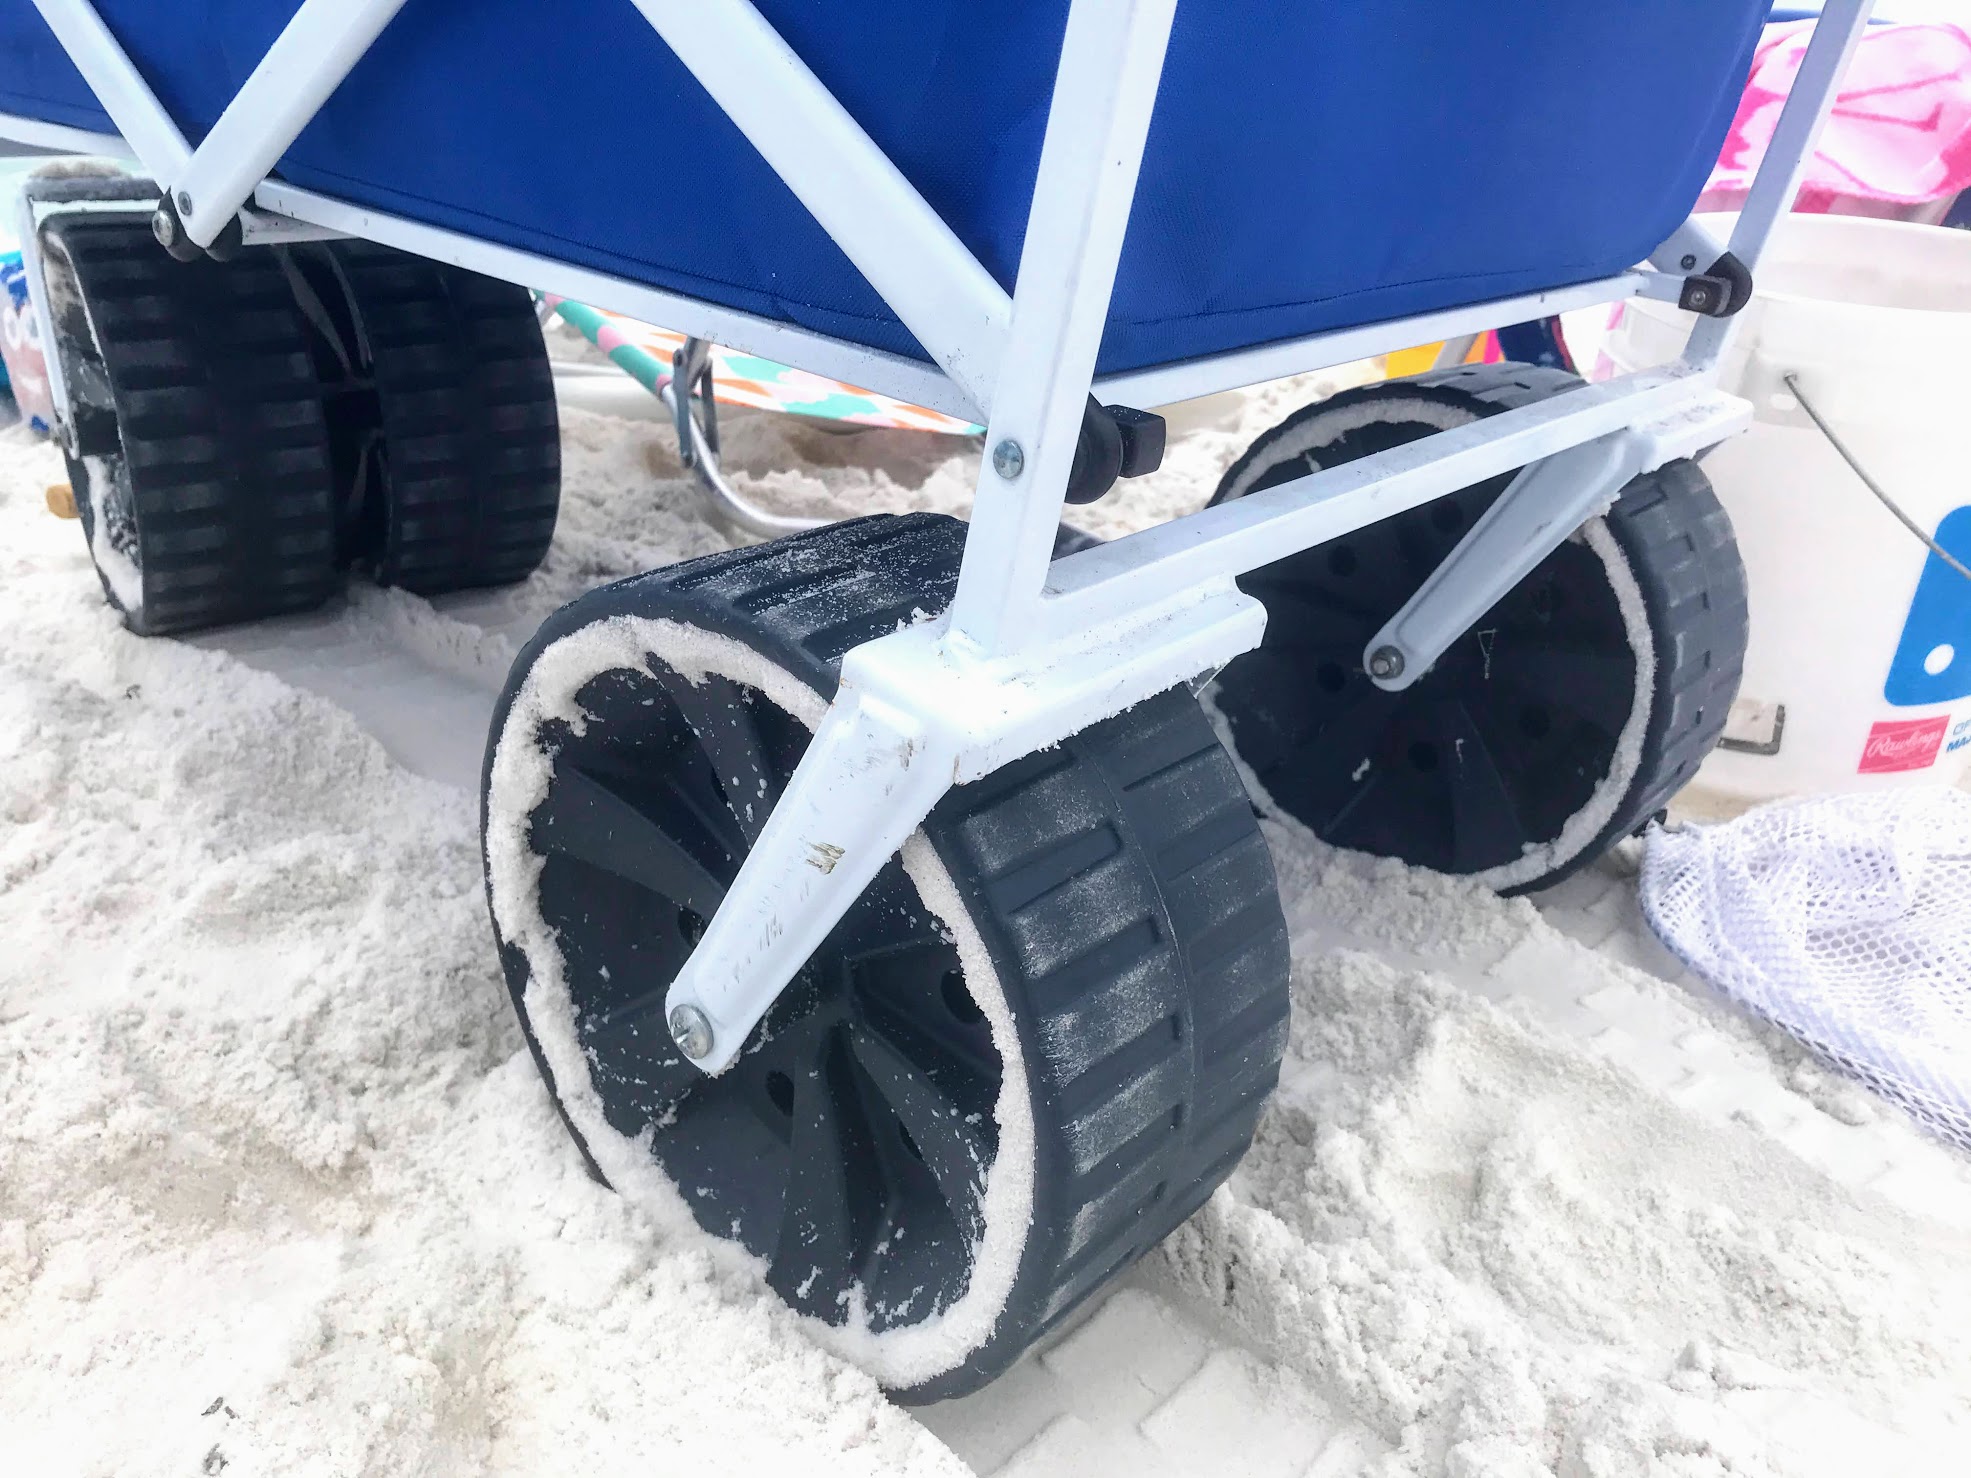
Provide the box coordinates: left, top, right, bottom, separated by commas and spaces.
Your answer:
0, 104, 1646, 421
1725, 0, 1876, 275
946, 0, 1177, 655
1093, 274, 1646, 423
0, 108, 135, 160
168, 0, 409, 247
27, 0, 189, 179
253, 178, 982, 421
1041, 369, 1729, 637
628, 0, 1010, 412
659, 0, 1186, 1073
1362, 433, 1647, 691
1685, 0, 1875, 367
664, 688, 957, 1076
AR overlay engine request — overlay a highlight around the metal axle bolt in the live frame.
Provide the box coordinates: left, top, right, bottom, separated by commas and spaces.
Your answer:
1367, 645, 1406, 681
669, 1004, 714, 1060
151, 208, 178, 249
991, 439, 1025, 480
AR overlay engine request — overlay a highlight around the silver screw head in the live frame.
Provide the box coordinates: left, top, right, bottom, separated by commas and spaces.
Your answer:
151, 208, 177, 247
991, 439, 1025, 480
1367, 645, 1405, 681
174, 189, 193, 216
668, 1004, 714, 1060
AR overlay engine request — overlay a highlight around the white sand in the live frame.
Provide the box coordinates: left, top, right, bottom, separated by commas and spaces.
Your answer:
1167, 836, 1971, 1475
4, 353, 1969, 1475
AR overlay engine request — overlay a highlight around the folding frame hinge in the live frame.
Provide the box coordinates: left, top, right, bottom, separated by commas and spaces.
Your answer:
1677, 251, 1754, 319
149, 189, 239, 261
150, 190, 346, 260
1065, 397, 1167, 503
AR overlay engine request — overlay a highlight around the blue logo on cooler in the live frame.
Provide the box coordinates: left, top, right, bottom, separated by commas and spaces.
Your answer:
1885, 506, 1971, 708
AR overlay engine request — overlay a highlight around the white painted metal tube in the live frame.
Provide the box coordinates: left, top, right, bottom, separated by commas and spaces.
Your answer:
946, 0, 1178, 654
1364, 433, 1645, 690
248, 184, 1633, 438
1684, 0, 1875, 370
253, 179, 981, 422
628, 0, 1010, 412
167, 0, 410, 247
664, 687, 954, 1074
26, 0, 189, 178
0, 101, 1646, 426
1041, 369, 1721, 637
662, 574, 1264, 1073
1093, 274, 1645, 411
1726, 0, 1876, 275
0, 108, 133, 160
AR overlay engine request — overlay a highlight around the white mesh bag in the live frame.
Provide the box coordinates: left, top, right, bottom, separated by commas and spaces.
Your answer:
1641, 788, 1971, 1147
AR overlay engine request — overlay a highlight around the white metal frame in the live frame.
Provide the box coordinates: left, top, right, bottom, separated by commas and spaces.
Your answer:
8, 0, 1874, 1070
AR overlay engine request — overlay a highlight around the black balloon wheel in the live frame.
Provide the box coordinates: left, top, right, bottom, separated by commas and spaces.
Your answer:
524, 658, 1002, 1333
1212, 417, 1642, 882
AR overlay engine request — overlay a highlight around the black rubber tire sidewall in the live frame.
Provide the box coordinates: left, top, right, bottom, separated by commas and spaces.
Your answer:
1210, 365, 1747, 894
482, 515, 1292, 1400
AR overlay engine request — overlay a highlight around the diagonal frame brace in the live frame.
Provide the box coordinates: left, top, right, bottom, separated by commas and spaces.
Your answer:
29, 0, 1016, 412
164, 0, 410, 249
629, 0, 1013, 413
26, 0, 188, 176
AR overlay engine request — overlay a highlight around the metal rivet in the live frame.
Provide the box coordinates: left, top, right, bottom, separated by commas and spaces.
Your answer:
174, 189, 193, 216
1367, 646, 1405, 681
991, 439, 1025, 480
1680, 253, 1698, 271
151, 209, 177, 247
668, 1004, 713, 1060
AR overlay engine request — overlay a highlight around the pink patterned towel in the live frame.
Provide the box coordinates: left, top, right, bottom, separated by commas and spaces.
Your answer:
1704, 20, 1971, 219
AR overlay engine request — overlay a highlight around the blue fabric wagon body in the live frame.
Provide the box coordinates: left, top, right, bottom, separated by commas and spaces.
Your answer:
0, 1, 1769, 376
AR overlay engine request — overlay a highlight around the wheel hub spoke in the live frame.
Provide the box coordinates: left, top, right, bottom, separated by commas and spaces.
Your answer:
661, 669, 785, 844
848, 1022, 992, 1242
579, 989, 705, 1122
1487, 639, 1635, 732
530, 763, 726, 919
767, 1032, 877, 1317
1275, 680, 1406, 828
1436, 700, 1529, 872
1205, 381, 1669, 884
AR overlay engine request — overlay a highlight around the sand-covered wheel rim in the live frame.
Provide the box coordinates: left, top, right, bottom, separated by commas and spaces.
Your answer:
1210, 365, 1747, 894
481, 514, 1291, 1398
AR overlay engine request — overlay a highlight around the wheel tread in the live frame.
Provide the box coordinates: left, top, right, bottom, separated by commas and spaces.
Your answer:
1213, 360, 1748, 892
331, 244, 560, 594
49, 215, 337, 635
488, 511, 1289, 1401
